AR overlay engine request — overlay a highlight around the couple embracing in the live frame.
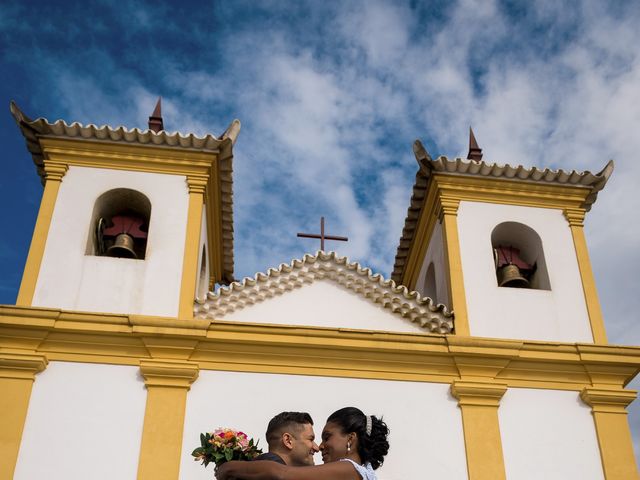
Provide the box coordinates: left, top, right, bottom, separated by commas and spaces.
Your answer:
216, 407, 390, 480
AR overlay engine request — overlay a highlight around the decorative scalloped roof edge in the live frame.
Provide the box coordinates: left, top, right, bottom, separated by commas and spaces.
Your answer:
194, 251, 454, 334
391, 140, 614, 282
10, 101, 238, 284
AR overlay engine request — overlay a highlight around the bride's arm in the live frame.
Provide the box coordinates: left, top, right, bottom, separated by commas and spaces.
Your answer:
216, 460, 361, 480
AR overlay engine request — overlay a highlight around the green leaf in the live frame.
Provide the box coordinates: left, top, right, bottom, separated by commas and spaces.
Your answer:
200, 433, 206, 446
225, 448, 233, 462
192, 447, 205, 457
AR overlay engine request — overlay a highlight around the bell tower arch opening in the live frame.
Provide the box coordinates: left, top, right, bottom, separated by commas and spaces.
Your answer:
86, 188, 151, 260
491, 221, 550, 290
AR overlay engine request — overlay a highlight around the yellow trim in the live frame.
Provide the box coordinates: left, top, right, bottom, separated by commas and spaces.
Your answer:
438, 198, 470, 336
179, 177, 206, 319
451, 380, 507, 480
565, 208, 608, 344
1, 306, 639, 389
137, 360, 199, 480
16, 161, 68, 306
581, 387, 639, 479
0, 350, 48, 479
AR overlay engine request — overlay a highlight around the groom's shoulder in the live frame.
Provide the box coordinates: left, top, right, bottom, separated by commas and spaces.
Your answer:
253, 452, 286, 465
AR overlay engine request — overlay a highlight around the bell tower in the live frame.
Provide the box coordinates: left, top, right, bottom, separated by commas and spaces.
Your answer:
11, 100, 238, 318
392, 129, 613, 343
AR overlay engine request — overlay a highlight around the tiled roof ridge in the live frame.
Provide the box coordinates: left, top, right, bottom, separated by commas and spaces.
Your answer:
425, 154, 614, 192
195, 250, 454, 334
10, 100, 241, 150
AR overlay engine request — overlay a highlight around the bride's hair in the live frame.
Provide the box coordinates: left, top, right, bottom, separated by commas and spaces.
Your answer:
326, 407, 390, 470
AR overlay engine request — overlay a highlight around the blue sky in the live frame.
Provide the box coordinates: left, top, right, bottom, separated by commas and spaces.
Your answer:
2, 0, 640, 461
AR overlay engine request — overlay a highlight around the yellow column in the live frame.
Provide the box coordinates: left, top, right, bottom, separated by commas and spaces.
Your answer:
439, 197, 470, 335
137, 360, 199, 480
581, 387, 639, 480
451, 380, 507, 480
16, 161, 68, 306
0, 350, 48, 479
564, 208, 608, 343
178, 176, 207, 319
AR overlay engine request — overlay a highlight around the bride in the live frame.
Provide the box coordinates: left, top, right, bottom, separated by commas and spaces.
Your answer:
216, 407, 390, 480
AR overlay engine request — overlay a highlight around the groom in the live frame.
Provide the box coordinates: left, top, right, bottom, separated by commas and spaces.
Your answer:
254, 411, 319, 466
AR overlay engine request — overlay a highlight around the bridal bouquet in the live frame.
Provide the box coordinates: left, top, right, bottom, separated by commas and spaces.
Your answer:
192, 428, 262, 468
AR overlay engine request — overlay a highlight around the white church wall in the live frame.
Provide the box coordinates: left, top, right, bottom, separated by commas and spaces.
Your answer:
456, 201, 593, 342
414, 221, 450, 307
219, 280, 429, 334
13, 361, 146, 480
499, 388, 604, 480
181, 371, 468, 480
33, 166, 189, 317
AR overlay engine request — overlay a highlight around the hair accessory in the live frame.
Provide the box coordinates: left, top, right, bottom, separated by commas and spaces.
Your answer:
365, 415, 372, 436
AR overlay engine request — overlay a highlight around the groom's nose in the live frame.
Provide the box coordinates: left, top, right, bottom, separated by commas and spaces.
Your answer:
312, 442, 320, 452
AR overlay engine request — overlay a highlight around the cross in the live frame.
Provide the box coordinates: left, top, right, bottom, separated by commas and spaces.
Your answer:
297, 216, 348, 251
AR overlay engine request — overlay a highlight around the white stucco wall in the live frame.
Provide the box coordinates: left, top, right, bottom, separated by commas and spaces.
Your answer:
219, 280, 429, 334
414, 221, 450, 307
457, 201, 593, 342
13, 361, 146, 480
33, 166, 189, 316
181, 371, 468, 480
499, 388, 604, 479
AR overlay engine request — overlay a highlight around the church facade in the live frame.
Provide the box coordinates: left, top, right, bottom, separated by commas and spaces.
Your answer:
1, 103, 638, 480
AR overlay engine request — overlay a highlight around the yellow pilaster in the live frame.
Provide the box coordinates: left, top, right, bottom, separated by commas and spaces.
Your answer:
564, 208, 608, 344
0, 350, 48, 480
178, 176, 207, 319
451, 380, 507, 480
137, 360, 199, 480
581, 387, 639, 480
16, 161, 68, 306
439, 197, 470, 335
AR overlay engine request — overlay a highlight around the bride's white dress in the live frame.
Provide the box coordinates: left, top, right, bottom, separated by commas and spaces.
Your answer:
340, 458, 376, 480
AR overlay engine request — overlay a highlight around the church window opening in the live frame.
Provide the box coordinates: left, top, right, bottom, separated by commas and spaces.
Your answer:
196, 245, 209, 302
423, 262, 438, 303
86, 188, 151, 260
491, 222, 550, 290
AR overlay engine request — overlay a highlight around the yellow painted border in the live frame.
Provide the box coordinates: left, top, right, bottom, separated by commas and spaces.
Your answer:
179, 177, 206, 319
565, 209, 608, 344
16, 161, 68, 306
0, 350, 48, 479
451, 380, 507, 480
137, 360, 199, 480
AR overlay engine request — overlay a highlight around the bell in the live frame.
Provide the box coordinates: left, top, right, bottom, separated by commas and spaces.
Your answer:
497, 263, 529, 288
106, 233, 137, 259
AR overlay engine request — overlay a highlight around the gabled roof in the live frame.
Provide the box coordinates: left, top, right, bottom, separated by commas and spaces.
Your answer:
195, 251, 454, 334
391, 140, 614, 283
10, 101, 239, 284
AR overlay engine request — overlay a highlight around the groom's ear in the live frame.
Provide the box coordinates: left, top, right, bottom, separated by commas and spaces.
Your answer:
282, 432, 294, 450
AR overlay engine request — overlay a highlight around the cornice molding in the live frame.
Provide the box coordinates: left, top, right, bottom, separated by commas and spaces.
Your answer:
42, 160, 68, 182
139, 359, 199, 389
0, 350, 48, 380
580, 387, 637, 414
2, 305, 640, 389
451, 379, 508, 407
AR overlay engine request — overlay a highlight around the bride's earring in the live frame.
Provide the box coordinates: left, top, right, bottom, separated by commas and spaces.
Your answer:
347, 441, 351, 453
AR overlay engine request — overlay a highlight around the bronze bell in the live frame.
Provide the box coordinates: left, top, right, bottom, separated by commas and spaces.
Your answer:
106, 233, 137, 259
497, 263, 529, 288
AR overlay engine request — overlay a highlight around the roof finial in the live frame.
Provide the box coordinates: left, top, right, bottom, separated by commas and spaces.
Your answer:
148, 97, 164, 133
467, 127, 483, 162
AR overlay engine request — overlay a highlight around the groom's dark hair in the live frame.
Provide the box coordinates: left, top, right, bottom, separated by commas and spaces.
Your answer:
265, 411, 314, 447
